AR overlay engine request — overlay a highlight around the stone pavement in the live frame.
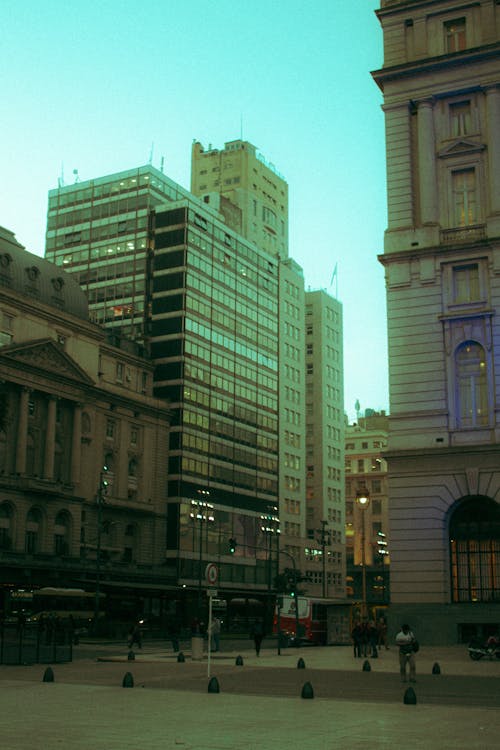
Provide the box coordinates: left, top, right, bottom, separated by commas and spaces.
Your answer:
0, 643, 499, 749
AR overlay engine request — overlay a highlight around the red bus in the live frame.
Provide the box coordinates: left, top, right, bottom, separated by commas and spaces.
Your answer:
273, 596, 329, 645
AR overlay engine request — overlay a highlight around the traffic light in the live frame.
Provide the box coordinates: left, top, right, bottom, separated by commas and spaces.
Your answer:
100, 464, 109, 495
229, 538, 237, 554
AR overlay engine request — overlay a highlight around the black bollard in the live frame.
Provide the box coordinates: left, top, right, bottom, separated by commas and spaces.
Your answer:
235, 655, 244, 666
127, 650, 135, 661
297, 657, 306, 669
43, 666, 54, 683
301, 681, 314, 699
362, 659, 371, 672
403, 686, 417, 704
432, 662, 441, 674
208, 676, 220, 693
177, 651, 185, 663
122, 671, 134, 688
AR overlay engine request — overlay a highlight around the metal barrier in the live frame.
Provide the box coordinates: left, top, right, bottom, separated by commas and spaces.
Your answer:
0, 622, 73, 664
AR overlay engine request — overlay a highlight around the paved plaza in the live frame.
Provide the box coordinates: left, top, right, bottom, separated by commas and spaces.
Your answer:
0, 642, 499, 749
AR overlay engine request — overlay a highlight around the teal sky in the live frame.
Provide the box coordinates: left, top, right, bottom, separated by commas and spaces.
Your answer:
1, 0, 387, 421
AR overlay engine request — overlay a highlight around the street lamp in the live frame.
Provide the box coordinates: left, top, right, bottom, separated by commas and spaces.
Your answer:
190, 491, 214, 617
316, 520, 331, 598
355, 486, 370, 619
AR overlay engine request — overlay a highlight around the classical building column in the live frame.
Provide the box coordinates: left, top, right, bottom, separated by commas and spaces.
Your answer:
15, 387, 30, 474
44, 396, 57, 480
485, 86, 500, 215
417, 99, 438, 225
71, 403, 82, 484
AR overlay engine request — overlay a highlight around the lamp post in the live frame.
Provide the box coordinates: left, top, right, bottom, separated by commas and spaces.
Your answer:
93, 464, 109, 628
190, 490, 214, 617
355, 486, 370, 619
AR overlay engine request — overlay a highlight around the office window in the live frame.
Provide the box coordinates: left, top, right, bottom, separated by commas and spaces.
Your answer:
450, 101, 471, 136
455, 341, 488, 428
452, 168, 477, 227
445, 18, 466, 52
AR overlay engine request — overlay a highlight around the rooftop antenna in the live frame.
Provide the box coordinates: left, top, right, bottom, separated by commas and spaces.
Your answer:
148, 142, 154, 165
58, 162, 65, 188
330, 262, 338, 299
160, 156, 165, 173
73, 168, 80, 183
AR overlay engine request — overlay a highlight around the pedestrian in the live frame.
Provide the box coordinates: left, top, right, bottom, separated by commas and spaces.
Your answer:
395, 623, 417, 683
209, 616, 221, 652
367, 619, 379, 657
351, 620, 363, 658
360, 620, 370, 657
168, 618, 180, 652
377, 616, 389, 650
128, 622, 142, 650
250, 619, 264, 656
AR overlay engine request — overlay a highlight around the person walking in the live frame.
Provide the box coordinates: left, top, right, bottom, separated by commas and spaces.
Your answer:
250, 619, 264, 656
209, 616, 221, 652
395, 623, 417, 683
127, 622, 142, 650
351, 620, 363, 658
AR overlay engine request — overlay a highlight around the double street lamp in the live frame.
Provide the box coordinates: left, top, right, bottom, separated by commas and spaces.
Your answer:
355, 486, 370, 619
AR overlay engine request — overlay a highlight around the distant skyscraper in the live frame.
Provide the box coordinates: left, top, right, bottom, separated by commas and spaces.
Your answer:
191, 139, 289, 258
303, 290, 345, 600
373, 0, 500, 642
45, 165, 191, 342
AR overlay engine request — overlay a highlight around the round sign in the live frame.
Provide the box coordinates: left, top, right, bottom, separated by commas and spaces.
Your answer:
205, 563, 219, 585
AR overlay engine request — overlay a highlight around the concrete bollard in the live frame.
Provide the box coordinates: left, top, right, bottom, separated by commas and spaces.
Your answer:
122, 671, 134, 688
403, 686, 417, 705
235, 655, 244, 666
432, 662, 441, 674
301, 681, 314, 699
43, 666, 55, 682
208, 676, 220, 693
297, 657, 306, 669
128, 650, 135, 661
362, 660, 371, 672
177, 652, 185, 663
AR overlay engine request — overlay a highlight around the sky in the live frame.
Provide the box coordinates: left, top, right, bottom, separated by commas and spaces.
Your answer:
1, 0, 388, 422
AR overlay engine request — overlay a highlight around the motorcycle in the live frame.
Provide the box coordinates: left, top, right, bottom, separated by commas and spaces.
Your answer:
468, 636, 500, 660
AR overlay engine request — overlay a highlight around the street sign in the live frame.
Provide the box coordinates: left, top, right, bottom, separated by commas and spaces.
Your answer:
207, 588, 218, 597
205, 562, 219, 585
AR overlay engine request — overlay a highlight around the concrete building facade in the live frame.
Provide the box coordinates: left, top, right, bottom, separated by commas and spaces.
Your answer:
0, 227, 171, 632
302, 290, 345, 601
191, 140, 289, 259
373, 0, 500, 642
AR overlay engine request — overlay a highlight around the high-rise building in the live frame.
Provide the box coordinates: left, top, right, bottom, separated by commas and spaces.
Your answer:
149, 197, 281, 606
302, 291, 345, 601
373, 0, 500, 642
45, 165, 191, 342
191, 140, 289, 258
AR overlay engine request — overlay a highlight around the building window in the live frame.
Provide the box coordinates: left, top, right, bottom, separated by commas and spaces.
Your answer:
450, 101, 471, 137
116, 363, 124, 383
106, 419, 115, 439
452, 168, 477, 227
453, 263, 480, 304
357, 459, 364, 473
445, 18, 466, 53
450, 497, 500, 603
455, 341, 488, 428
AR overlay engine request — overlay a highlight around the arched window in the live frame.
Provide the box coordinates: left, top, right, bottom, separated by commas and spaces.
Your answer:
450, 497, 500, 602
54, 510, 70, 556
455, 341, 488, 427
25, 508, 42, 554
0, 503, 13, 549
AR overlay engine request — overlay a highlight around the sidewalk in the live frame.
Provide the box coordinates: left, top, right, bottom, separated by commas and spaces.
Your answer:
0, 645, 499, 749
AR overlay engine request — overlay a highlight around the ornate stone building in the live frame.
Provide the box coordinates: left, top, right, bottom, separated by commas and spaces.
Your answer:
0, 226, 170, 628
373, 1, 500, 642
